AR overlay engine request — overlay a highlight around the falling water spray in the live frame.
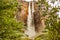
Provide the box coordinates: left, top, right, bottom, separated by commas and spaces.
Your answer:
25, 1, 36, 38
24, 0, 38, 39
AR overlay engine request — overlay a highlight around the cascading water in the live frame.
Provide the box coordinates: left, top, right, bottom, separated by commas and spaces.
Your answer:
25, 2, 36, 38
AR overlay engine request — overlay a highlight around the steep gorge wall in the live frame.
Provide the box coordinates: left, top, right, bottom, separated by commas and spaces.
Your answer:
16, 0, 46, 36
16, 1, 28, 26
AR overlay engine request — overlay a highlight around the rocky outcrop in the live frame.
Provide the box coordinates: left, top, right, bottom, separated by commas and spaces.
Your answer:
16, 1, 28, 26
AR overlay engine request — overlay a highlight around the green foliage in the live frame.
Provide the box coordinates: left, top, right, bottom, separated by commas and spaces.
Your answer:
45, 8, 60, 40
0, 0, 60, 40
0, 0, 26, 40
35, 0, 60, 40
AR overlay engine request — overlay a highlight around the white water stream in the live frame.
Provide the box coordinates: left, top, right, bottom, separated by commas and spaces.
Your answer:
25, 2, 36, 38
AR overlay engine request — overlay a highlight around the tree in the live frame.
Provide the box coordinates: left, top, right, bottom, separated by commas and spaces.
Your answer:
35, 0, 60, 40
0, 0, 26, 40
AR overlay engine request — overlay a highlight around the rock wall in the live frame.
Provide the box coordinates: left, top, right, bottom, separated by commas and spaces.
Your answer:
16, 1, 28, 26
16, 0, 46, 35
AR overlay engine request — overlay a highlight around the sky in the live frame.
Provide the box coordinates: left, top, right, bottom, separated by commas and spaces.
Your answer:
47, 0, 60, 17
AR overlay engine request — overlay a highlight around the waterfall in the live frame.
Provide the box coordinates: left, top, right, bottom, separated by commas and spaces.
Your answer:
25, 2, 36, 38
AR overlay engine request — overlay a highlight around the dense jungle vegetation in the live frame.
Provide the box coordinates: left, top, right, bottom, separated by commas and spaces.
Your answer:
0, 0, 60, 40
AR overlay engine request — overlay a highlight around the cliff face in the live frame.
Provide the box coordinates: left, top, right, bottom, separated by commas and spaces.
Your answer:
16, 1, 46, 36
20, 2, 28, 23
16, 1, 28, 26
34, 2, 46, 33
